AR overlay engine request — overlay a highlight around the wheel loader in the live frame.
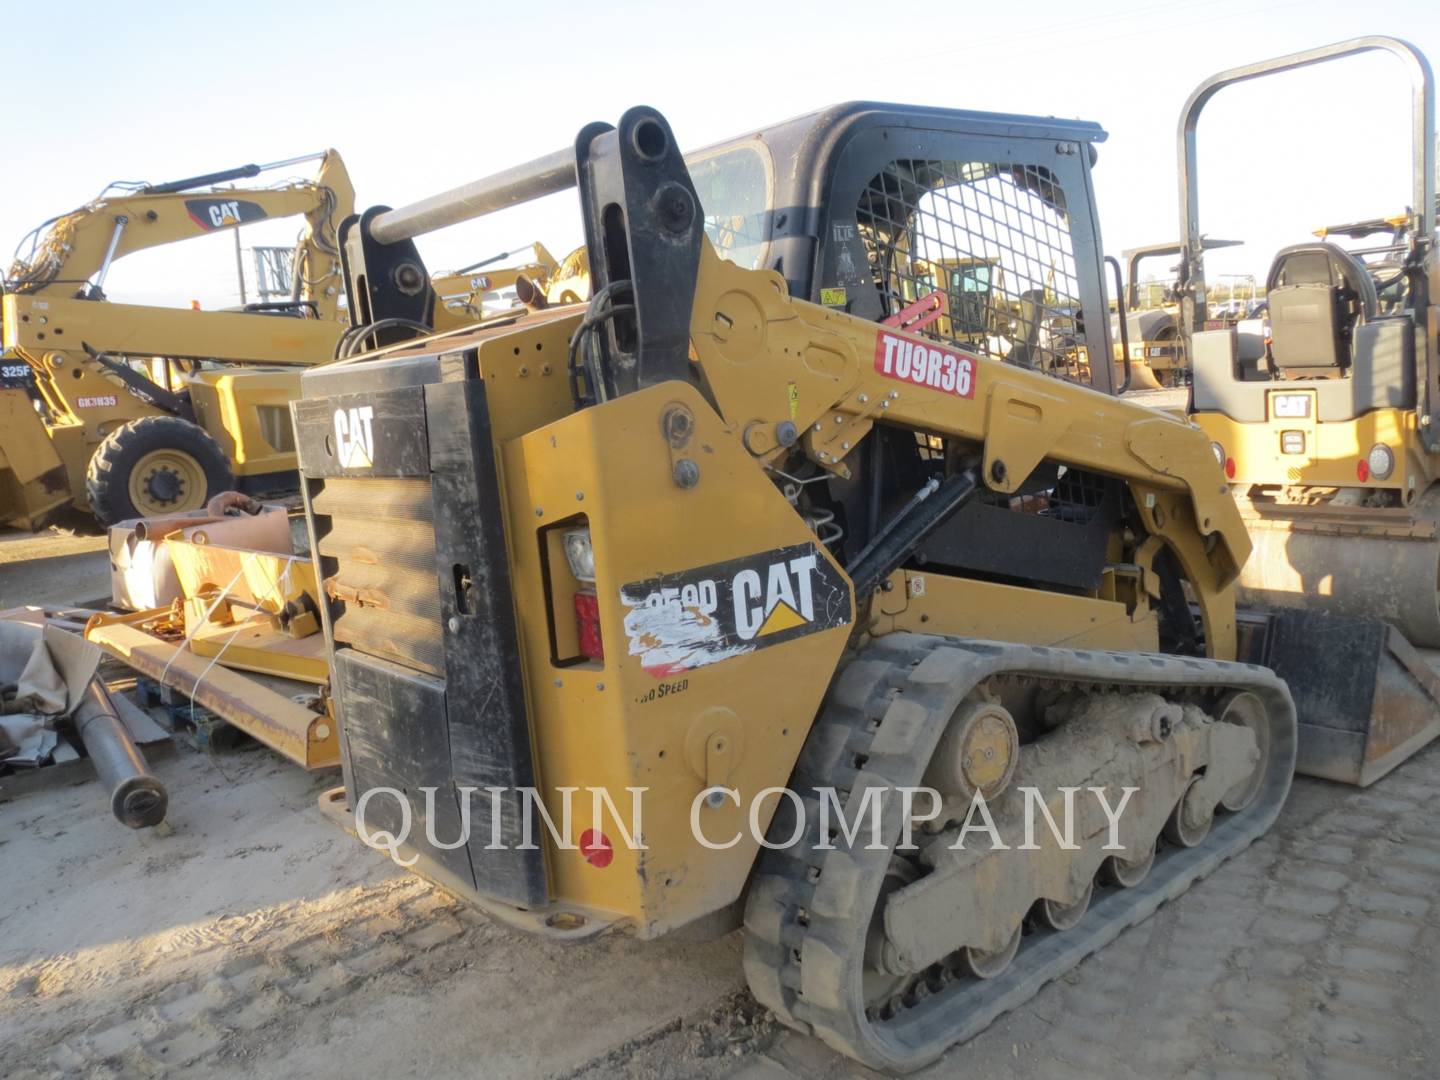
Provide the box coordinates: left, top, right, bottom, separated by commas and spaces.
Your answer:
293, 104, 1295, 1071
427, 242, 595, 331
1185, 36, 1440, 785
0, 151, 354, 528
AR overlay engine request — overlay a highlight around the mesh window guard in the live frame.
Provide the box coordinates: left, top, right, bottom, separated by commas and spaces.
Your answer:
858, 159, 1089, 384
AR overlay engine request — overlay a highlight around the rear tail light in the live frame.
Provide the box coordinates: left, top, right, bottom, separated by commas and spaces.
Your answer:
1356, 458, 1370, 482
1366, 444, 1394, 480
1224, 457, 1236, 480
562, 527, 603, 660
574, 587, 604, 660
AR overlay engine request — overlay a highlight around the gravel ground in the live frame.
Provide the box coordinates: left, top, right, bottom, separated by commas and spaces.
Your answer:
2, 730, 1438, 1079
0, 522, 111, 610
2, 511, 1437, 1080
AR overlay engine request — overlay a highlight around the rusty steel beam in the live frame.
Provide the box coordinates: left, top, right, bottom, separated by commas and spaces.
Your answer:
86, 618, 339, 770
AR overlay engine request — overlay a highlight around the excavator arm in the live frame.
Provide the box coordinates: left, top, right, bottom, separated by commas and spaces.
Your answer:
4, 150, 354, 322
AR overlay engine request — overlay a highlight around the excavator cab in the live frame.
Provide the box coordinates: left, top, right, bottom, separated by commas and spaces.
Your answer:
1184, 36, 1440, 784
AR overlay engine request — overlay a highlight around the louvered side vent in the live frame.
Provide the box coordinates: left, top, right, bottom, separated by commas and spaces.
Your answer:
309, 476, 445, 675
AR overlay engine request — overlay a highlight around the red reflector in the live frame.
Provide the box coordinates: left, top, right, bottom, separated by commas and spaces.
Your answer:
574, 588, 604, 660
580, 828, 613, 868
1224, 457, 1236, 480
1356, 459, 1370, 482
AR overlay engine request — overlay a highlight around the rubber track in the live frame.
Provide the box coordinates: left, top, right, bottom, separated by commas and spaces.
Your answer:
741, 633, 1297, 1073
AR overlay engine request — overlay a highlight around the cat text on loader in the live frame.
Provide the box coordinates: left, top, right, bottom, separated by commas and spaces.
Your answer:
1185, 36, 1440, 786
294, 107, 1294, 1071
0, 151, 354, 527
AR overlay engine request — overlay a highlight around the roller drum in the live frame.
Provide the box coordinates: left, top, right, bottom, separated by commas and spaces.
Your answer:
1236, 488, 1440, 647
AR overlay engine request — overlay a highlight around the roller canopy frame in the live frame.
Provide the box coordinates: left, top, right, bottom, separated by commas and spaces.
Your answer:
1176, 36, 1435, 329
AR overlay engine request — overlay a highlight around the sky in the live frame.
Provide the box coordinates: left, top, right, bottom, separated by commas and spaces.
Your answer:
2, 0, 1436, 311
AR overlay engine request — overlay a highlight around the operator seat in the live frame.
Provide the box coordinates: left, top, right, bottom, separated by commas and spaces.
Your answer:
1266, 242, 1377, 378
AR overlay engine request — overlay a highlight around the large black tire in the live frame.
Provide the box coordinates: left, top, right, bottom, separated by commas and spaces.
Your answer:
85, 416, 234, 525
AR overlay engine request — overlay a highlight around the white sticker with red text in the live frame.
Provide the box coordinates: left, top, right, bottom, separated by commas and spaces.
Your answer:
874, 330, 976, 399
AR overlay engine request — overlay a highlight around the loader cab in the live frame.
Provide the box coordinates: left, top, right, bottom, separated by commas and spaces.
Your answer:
686, 106, 1136, 607
693, 103, 1117, 392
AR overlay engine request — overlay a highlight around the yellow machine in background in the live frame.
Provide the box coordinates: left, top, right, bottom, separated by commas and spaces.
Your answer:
430, 242, 591, 331
293, 105, 1294, 1071
1111, 239, 1254, 391
1185, 37, 1440, 784
0, 151, 354, 527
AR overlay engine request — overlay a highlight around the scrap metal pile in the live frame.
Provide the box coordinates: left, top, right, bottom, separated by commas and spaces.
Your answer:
0, 613, 168, 828
84, 493, 336, 771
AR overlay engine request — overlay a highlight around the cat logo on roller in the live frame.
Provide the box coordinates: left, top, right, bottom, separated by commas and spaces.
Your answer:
333, 405, 375, 469
620, 542, 851, 678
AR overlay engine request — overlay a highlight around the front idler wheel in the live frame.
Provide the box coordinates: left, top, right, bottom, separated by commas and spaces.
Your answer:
1216, 691, 1270, 813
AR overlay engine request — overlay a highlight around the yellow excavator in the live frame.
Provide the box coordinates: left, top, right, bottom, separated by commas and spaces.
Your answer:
0, 151, 354, 527
1186, 36, 1440, 785
293, 105, 1294, 1070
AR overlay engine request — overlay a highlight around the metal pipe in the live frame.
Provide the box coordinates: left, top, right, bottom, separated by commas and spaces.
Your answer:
234, 226, 248, 305
73, 681, 168, 829
846, 470, 979, 598
137, 152, 327, 197
93, 216, 128, 294
457, 248, 524, 274
514, 274, 549, 311
140, 164, 263, 196
370, 148, 576, 246
1106, 255, 1132, 394
256, 151, 329, 173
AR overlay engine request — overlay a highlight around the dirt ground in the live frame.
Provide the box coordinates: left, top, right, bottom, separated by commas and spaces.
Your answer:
3, 730, 1439, 1079
2, 516, 1438, 1079
0, 523, 111, 610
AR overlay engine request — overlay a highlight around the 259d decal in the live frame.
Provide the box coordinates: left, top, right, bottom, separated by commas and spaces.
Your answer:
620, 543, 851, 678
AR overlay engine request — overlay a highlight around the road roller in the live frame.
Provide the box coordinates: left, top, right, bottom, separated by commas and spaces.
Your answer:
1186, 36, 1440, 785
